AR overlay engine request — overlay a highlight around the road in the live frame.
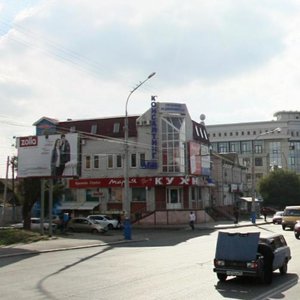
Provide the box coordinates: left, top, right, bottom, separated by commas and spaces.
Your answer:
0, 224, 299, 300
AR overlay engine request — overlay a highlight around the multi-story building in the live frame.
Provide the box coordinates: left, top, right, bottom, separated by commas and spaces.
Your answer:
206, 111, 300, 200
30, 101, 217, 224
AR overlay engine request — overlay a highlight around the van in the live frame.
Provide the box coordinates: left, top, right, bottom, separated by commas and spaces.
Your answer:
282, 206, 300, 230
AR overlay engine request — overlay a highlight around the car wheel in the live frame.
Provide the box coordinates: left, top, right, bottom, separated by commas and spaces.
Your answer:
261, 267, 273, 284
91, 229, 98, 234
282, 225, 286, 230
68, 227, 74, 232
217, 273, 227, 282
295, 233, 300, 240
107, 224, 114, 230
279, 261, 288, 275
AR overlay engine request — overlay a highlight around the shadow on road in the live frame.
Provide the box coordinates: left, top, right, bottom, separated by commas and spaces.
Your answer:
214, 272, 299, 300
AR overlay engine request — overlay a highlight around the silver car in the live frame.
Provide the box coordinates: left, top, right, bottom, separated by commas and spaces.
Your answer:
87, 215, 120, 230
67, 217, 106, 234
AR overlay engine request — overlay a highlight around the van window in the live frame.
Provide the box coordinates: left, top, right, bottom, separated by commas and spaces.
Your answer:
284, 209, 300, 216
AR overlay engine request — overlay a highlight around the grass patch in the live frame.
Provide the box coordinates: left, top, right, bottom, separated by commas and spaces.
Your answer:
0, 228, 48, 246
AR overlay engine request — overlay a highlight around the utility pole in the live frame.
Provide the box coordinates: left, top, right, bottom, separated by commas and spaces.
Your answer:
1, 156, 10, 225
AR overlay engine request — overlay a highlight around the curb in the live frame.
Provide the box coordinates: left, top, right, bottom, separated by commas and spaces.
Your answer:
0, 238, 149, 259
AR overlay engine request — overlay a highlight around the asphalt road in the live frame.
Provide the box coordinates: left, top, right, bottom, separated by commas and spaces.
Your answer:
0, 224, 299, 300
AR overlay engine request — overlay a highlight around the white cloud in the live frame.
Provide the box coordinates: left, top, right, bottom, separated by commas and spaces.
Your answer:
1, 0, 300, 176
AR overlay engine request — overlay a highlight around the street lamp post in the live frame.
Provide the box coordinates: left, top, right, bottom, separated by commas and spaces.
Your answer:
251, 127, 281, 224
123, 72, 156, 239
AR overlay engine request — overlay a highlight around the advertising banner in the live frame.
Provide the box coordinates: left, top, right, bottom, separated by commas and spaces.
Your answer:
17, 133, 78, 178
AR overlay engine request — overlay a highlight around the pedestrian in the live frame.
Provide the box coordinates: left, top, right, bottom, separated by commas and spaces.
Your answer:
189, 211, 196, 230
233, 206, 239, 224
262, 207, 267, 222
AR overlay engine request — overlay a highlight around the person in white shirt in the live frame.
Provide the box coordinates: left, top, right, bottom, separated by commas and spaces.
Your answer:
189, 211, 196, 230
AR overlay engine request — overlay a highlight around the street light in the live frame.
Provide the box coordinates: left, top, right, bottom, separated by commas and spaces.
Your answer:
123, 72, 156, 239
251, 127, 281, 224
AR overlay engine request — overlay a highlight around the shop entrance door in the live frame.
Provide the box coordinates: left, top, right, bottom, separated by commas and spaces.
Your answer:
166, 188, 182, 209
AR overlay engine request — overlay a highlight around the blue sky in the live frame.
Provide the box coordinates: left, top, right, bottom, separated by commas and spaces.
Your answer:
1, 0, 300, 177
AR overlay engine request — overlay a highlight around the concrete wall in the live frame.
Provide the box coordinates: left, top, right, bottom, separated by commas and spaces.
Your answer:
135, 209, 213, 225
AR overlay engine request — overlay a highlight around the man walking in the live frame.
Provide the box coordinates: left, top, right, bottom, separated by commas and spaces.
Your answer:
189, 211, 196, 230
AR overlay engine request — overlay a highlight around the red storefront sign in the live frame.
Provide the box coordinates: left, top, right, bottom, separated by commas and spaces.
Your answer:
69, 176, 205, 189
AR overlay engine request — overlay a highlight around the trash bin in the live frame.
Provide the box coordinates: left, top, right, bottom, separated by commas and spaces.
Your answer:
123, 218, 132, 240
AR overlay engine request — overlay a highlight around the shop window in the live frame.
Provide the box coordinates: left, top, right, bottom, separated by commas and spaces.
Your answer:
132, 188, 146, 202
108, 187, 122, 202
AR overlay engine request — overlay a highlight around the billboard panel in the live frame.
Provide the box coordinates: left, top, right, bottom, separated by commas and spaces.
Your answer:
17, 133, 78, 178
189, 142, 201, 175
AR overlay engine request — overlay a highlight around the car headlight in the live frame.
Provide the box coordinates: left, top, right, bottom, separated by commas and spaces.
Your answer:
214, 259, 225, 267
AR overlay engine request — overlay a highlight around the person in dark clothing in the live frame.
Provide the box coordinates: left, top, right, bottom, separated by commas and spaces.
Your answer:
233, 206, 239, 224
57, 134, 71, 176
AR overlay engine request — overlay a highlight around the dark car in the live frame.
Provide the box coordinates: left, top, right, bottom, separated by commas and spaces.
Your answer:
294, 220, 300, 239
272, 211, 284, 224
213, 232, 291, 284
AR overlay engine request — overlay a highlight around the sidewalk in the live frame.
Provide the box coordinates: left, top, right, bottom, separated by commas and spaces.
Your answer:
0, 218, 271, 259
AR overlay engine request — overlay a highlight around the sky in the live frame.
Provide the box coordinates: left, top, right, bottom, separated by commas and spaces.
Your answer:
1, 0, 300, 177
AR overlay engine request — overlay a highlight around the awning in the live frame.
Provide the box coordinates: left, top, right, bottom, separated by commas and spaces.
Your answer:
58, 202, 81, 210
77, 202, 99, 210
58, 201, 99, 210
240, 197, 262, 203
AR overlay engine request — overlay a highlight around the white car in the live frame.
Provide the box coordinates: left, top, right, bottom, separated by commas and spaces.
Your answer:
12, 217, 57, 232
87, 215, 120, 230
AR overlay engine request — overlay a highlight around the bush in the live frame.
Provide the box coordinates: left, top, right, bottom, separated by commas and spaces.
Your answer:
0, 228, 47, 246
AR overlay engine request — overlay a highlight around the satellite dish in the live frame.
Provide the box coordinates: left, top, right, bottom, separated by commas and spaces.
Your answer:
200, 114, 206, 121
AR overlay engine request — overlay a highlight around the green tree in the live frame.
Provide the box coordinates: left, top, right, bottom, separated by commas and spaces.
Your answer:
17, 178, 65, 230
258, 169, 300, 209
17, 178, 41, 230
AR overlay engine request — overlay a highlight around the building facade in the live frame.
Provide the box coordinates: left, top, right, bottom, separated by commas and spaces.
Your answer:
32, 101, 216, 223
206, 111, 300, 200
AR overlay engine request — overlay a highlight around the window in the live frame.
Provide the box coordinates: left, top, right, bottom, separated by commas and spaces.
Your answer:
132, 188, 146, 202
161, 117, 185, 172
113, 123, 120, 133
85, 155, 91, 169
139, 153, 145, 167
70, 126, 76, 132
108, 187, 122, 202
219, 142, 229, 153
93, 155, 99, 168
255, 157, 263, 166
107, 154, 113, 168
254, 143, 263, 154
241, 141, 251, 154
116, 154, 122, 168
131, 153, 137, 168
91, 124, 97, 134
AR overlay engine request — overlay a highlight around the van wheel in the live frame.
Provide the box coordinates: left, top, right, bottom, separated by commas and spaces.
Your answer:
279, 261, 288, 275
217, 273, 227, 282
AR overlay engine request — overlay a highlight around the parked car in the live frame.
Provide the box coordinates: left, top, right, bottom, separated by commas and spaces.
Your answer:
282, 206, 300, 230
272, 211, 284, 224
213, 232, 291, 284
87, 215, 120, 230
294, 220, 300, 239
67, 217, 107, 234
12, 217, 57, 232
